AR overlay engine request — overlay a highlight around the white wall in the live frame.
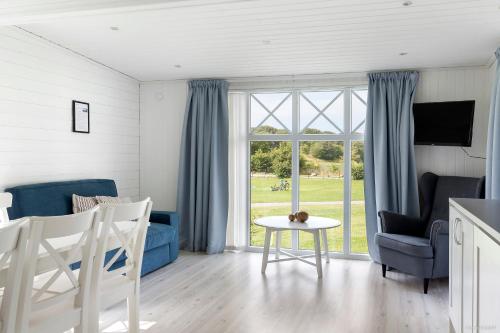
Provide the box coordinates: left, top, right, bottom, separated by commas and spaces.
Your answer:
139, 67, 494, 246
0, 27, 140, 198
139, 80, 187, 210
489, 58, 497, 101
414, 67, 491, 178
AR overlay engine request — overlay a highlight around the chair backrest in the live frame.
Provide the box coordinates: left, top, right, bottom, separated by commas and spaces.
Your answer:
0, 193, 13, 224
0, 219, 29, 333
94, 198, 153, 285
420, 172, 485, 237
17, 207, 101, 332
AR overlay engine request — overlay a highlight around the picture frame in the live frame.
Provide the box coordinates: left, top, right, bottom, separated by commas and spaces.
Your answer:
72, 100, 90, 133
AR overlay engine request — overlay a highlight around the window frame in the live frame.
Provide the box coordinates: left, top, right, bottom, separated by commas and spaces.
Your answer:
243, 85, 369, 260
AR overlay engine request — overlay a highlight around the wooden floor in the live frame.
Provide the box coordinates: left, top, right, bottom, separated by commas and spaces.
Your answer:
100, 251, 449, 333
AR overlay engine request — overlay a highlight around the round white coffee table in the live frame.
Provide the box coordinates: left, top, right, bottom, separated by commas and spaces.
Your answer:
255, 216, 341, 278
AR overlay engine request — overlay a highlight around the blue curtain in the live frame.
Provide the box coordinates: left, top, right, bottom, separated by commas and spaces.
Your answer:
364, 71, 420, 262
486, 48, 500, 199
177, 79, 229, 254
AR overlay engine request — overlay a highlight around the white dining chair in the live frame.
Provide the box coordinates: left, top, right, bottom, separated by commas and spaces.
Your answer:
16, 207, 101, 333
0, 193, 13, 224
0, 219, 29, 333
91, 198, 153, 333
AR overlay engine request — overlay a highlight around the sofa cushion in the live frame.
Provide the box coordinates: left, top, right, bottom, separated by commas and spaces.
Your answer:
105, 223, 175, 264
72, 194, 98, 213
375, 232, 433, 258
6, 179, 117, 219
71, 222, 176, 270
101, 223, 175, 257
145, 222, 175, 251
95, 196, 132, 204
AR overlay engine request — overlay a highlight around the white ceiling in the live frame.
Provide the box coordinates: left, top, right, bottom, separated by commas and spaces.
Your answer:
16, 0, 500, 81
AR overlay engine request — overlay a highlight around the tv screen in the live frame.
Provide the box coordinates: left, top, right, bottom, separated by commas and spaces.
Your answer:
413, 100, 475, 147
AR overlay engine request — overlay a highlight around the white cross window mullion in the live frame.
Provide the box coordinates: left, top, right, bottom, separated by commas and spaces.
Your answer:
251, 93, 292, 133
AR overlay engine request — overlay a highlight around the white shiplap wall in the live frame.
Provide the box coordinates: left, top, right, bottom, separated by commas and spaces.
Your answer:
138, 66, 495, 209
139, 80, 187, 210
0, 27, 140, 198
414, 67, 491, 178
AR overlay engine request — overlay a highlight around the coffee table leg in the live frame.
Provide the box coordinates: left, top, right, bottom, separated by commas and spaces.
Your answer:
313, 230, 323, 278
321, 229, 330, 263
275, 230, 281, 260
261, 227, 272, 274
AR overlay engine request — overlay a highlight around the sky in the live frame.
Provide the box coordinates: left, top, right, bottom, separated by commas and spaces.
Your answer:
250, 90, 367, 134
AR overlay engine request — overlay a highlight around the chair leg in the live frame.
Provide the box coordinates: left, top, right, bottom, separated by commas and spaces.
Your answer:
127, 292, 140, 333
423, 278, 430, 294
88, 307, 100, 333
382, 264, 387, 278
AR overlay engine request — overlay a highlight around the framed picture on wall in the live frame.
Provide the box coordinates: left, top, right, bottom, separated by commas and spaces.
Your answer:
72, 100, 90, 133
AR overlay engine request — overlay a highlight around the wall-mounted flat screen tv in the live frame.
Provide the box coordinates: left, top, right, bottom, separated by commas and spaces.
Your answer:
413, 100, 475, 147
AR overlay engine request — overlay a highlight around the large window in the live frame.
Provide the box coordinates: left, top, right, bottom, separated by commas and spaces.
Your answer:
248, 88, 368, 256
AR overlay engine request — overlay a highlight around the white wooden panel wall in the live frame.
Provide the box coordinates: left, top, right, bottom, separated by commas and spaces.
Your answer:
0, 27, 140, 198
414, 67, 491, 178
139, 80, 187, 210
138, 68, 493, 210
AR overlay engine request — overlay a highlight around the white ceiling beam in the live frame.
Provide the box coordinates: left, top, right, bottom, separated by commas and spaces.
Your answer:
0, 0, 254, 26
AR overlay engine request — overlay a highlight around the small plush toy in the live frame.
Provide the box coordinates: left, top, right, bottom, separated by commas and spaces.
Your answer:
295, 211, 309, 223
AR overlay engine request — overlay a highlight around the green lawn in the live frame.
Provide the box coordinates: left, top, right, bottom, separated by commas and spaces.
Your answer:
249, 176, 368, 254
251, 176, 364, 203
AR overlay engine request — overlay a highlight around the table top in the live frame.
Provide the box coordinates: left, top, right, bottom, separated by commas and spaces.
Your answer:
450, 198, 500, 241
255, 216, 341, 230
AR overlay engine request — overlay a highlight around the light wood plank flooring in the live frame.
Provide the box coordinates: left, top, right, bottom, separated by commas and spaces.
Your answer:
100, 251, 449, 333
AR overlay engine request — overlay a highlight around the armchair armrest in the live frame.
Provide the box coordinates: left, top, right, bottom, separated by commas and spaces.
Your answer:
150, 210, 179, 229
429, 219, 449, 247
429, 219, 449, 277
378, 210, 425, 236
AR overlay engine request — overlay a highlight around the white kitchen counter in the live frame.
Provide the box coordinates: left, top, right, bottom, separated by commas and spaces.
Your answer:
450, 198, 500, 243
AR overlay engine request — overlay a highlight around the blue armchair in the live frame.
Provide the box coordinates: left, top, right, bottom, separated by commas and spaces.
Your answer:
375, 172, 484, 293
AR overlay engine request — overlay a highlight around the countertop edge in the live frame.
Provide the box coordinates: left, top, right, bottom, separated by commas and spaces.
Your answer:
449, 198, 500, 243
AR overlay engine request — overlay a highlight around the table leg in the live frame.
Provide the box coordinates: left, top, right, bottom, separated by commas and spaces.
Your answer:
275, 230, 281, 260
261, 228, 272, 274
313, 230, 323, 278
321, 229, 330, 263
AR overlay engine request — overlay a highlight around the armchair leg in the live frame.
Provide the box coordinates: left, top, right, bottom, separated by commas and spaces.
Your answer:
382, 264, 387, 278
423, 278, 430, 294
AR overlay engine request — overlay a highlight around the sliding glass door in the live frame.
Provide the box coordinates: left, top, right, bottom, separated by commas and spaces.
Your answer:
248, 87, 368, 256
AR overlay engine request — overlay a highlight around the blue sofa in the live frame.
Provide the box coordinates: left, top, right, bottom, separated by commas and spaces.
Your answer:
6, 179, 179, 276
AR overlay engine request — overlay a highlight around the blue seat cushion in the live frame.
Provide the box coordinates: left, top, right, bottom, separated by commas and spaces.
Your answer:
145, 222, 175, 251
375, 232, 433, 258
70, 222, 175, 271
